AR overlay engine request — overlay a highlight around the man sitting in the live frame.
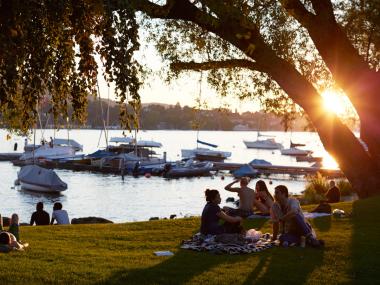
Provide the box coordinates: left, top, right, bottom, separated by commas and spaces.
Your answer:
223, 177, 255, 218
271, 185, 324, 247
325, 180, 340, 203
50, 203, 70, 225
30, 202, 50, 226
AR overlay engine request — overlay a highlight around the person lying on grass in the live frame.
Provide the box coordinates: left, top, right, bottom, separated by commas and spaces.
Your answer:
200, 189, 243, 235
271, 185, 324, 248
0, 231, 26, 253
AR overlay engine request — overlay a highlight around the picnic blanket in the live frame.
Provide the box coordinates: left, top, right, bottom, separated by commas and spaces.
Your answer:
247, 212, 331, 220
181, 232, 277, 254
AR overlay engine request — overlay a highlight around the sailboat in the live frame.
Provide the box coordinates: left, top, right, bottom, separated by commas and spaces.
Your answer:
180, 72, 231, 162
243, 132, 283, 149
181, 139, 231, 162
280, 140, 312, 156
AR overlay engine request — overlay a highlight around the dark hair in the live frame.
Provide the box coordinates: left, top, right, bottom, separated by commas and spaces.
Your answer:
0, 232, 10, 245
53, 202, 63, 210
274, 185, 288, 198
240, 177, 249, 186
256, 180, 274, 202
37, 202, 44, 211
205, 189, 219, 202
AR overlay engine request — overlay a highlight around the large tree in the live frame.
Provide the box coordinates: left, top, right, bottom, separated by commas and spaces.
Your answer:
1, 0, 380, 198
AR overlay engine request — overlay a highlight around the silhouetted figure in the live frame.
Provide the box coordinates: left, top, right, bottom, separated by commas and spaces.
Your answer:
30, 202, 50, 226
325, 180, 340, 203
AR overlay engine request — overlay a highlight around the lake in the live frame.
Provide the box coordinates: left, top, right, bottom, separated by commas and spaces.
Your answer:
0, 129, 338, 223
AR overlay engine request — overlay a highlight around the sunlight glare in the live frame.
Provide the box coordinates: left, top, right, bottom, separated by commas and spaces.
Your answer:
322, 153, 339, 169
321, 89, 346, 116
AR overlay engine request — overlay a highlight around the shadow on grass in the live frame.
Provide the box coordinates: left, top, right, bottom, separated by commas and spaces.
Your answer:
312, 216, 332, 232
100, 217, 324, 285
351, 197, 380, 283
99, 250, 248, 285
242, 248, 324, 284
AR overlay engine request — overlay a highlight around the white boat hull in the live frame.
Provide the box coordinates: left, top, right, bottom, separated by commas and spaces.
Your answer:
20, 145, 76, 161
181, 148, 231, 160
243, 140, 283, 149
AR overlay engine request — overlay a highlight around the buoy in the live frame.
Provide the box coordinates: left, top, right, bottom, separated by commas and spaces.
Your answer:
145, 173, 151, 178
221, 175, 225, 180
269, 180, 273, 185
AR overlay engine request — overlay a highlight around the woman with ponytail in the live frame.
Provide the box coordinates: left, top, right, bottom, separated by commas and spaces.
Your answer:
200, 189, 243, 235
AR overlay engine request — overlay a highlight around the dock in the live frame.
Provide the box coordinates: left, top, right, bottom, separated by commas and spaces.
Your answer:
0, 153, 22, 161
8, 158, 344, 178
213, 162, 343, 178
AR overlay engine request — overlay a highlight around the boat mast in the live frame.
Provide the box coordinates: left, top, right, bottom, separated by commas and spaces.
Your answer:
96, 81, 109, 148
196, 71, 203, 149
32, 101, 38, 164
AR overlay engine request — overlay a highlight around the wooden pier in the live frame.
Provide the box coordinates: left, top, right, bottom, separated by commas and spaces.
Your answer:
213, 162, 343, 178
7, 158, 344, 178
0, 153, 21, 161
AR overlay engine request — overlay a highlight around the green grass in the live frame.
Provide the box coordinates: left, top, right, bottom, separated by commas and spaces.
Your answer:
0, 198, 379, 284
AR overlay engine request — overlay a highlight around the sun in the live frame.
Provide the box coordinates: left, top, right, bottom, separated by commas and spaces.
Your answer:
321, 89, 347, 115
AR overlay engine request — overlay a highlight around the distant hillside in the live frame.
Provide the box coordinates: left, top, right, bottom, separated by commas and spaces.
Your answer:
18, 98, 311, 131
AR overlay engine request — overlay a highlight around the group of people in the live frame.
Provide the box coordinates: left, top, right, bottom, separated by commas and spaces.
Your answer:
0, 202, 69, 252
30, 202, 70, 226
200, 178, 339, 248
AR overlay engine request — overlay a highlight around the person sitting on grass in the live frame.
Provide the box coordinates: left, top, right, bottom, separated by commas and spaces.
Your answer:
271, 185, 324, 248
51, 202, 70, 225
8, 213, 20, 242
223, 177, 256, 218
200, 189, 243, 235
30, 202, 50, 226
325, 180, 340, 203
255, 180, 274, 215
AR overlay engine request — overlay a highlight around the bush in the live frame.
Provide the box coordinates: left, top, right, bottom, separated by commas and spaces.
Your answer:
302, 173, 329, 204
337, 179, 354, 196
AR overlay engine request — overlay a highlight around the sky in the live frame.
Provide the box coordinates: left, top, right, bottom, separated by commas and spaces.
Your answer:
96, 43, 261, 113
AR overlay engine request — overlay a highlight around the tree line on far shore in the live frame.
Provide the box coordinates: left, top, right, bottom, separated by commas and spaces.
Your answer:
17, 100, 313, 131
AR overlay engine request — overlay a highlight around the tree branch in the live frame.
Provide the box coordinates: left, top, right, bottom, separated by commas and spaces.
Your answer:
279, 0, 316, 28
128, 0, 221, 33
170, 59, 262, 72
310, 0, 335, 22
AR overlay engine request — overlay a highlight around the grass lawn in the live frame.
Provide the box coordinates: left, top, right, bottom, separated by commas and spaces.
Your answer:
1, 197, 380, 284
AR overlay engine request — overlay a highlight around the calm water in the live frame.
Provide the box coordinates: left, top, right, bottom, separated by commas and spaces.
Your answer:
0, 129, 337, 223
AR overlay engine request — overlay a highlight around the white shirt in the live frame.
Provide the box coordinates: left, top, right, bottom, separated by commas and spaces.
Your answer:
52, 210, 70, 225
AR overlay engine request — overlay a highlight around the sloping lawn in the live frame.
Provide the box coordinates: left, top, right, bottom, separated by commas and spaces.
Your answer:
0, 198, 379, 284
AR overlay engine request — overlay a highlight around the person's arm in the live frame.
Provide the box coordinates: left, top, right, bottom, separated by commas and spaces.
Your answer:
50, 212, 55, 225
281, 199, 302, 221
281, 209, 297, 221
30, 213, 35, 226
217, 211, 242, 224
224, 179, 241, 192
272, 222, 279, 241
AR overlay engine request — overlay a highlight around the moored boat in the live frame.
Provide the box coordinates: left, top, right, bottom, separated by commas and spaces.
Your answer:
17, 165, 67, 192
280, 147, 312, 156
243, 138, 283, 149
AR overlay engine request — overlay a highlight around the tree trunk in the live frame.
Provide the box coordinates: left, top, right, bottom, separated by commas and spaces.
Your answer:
130, 0, 380, 198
